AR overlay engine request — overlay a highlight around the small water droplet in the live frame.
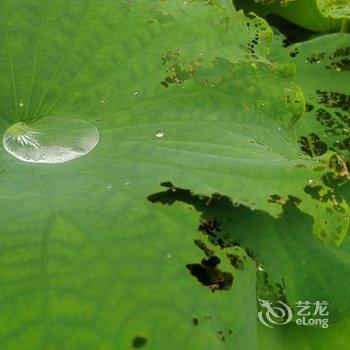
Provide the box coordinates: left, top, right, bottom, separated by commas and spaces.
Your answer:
134, 91, 139, 96
200, 52, 204, 56
155, 130, 164, 138
100, 98, 105, 103
257, 264, 264, 271
301, 260, 306, 264
336, 67, 341, 72
107, 184, 112, 189
277, 125, 282, 130
124, 181, 130, 186
166, 254, 172, 258
308, 179, 314, 184
19, 102, 24, 108
3, 117, 100, 163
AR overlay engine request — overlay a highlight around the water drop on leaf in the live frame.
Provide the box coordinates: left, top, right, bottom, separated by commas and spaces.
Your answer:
155, 130, 164, 138
257, 264, 264, 271
3, 117, 100, 164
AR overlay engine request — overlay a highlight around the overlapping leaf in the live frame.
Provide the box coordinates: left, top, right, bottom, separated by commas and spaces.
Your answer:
317, 0, 350, 19
271, 33, 349, 160
234, 0, 342, 32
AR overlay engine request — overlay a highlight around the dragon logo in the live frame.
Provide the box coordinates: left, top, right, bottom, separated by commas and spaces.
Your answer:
258, 299, 293, 328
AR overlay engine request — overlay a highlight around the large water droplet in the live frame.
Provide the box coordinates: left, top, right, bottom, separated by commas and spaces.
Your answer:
3, 117, 99, 163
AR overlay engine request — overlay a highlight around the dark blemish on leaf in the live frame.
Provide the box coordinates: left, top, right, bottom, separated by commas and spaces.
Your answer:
199, 218, 240, 249
326, 47, 350, 72
332, 47, 350, 58
328, 58, 350, 72
199, 218, 221, 235
307, 52, 325, 63
226, 253, 245, 270
298, 133, 327, 157
268, 194, 286, 205
193, 317, 199, 326
289, 48, 299, 58
305, 103, 314, 112
304, 185, 323, 201
288, 196, 301, 205
326, 154, 349, 178
132, 336, 147, 348
314, 107, 349, 142
316, 90, 350, 113
194, 239, 215, 257
333, 47, 350, 58
337, 137, 350, 153
186, 256, 233, 292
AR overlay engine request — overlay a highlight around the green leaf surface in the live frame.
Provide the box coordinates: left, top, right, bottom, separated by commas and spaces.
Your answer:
0, 0, 348, 348
258, 314, 350, 350
0, 0, 347, 243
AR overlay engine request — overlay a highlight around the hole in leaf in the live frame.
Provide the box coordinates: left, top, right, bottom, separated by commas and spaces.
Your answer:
132, 336, 147, 348
186, 255, 233, 293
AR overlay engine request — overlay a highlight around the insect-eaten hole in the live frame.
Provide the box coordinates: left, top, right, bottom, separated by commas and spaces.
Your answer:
132, 336, 147, 348
186, 255, 233, 293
